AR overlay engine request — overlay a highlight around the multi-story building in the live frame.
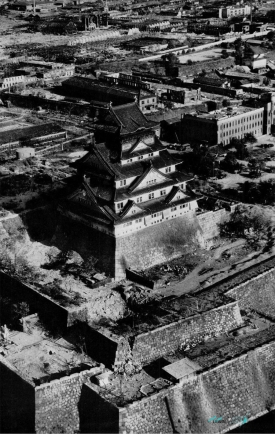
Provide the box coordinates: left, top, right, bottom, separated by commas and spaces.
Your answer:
182, 105, 264, 146
0, 75, 37, 90
243, 45, 267, 71
59, 103, 198, 279
219, 5, 251, 19
187, 21, 233, 36
20, 61, 75, 80
100, 73, 158, 112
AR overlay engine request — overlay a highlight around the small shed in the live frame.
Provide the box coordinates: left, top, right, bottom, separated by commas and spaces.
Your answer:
16, 147, 35, 160
162, 358, 202, 381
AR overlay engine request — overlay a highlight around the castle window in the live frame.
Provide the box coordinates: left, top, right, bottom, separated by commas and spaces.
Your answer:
165, 167, 171, 173
135, 218, 142, 223
147, 179, 156, 186
124, 221, 132, 227
120, 179, 126, 186
137, 197, 143, 203
132, 209, 136, 214
117, 202, 124, 209
149, 153, 154, 157
171, 206, 177, 212
149, 193, 154, 200
160, 189, 166, 196
138, 155, 144, 160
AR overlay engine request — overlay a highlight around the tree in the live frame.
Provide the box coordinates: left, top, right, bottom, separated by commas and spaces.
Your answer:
234, 140, 249, 159
187, 59, 193, 65
221, 49, 229, 58
244, 133, 257, 144
167, 39, 177, 49
13, 302, 30, 321
191, 144, 216, 177
221, 151, 240, 173
248, 158, 262, 178
267, 31, 275, 41
234, 37, 244, 65
167, 53, 178, 65
258, 179, 275, 205
220, 205, 271, 248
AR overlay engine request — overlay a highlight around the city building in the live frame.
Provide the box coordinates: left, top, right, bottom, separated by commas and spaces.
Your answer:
100, 73, 158, 112
0, 75, 37, 90
0, 123, 67, 151
187, 20, 234, 36
181, 105, 264, 146
166, 86, 201, 104
62, 76, 136, 105
218, 4, 251, 19
20, 61, 75, 80
243, 45, 267, 71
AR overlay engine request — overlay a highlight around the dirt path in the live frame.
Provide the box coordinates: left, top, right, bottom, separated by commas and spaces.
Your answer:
152, 239, 275, 298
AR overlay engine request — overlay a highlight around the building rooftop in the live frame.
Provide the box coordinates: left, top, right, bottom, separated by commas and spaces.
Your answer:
111, 102, 158, 135
187, 104, 263, 121
162, 357, 202, 380
0, 123, 66, 146
193, 76, 227, 87
223, 71, 261, 81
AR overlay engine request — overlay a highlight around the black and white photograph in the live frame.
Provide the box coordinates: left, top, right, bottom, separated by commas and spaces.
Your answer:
0, 1, 275, 432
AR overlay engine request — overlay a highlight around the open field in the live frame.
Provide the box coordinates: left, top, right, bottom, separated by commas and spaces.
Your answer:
0, 17, 72, 58
178, 48, 224, 64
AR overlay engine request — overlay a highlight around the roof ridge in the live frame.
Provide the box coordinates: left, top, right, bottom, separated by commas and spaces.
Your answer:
83, 178, 115, 222
110, 105, 126, 128
128, 163, 171, 193
93, 146, 119, 178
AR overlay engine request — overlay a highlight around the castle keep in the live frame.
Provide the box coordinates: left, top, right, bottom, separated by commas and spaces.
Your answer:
59, 102, 199, 279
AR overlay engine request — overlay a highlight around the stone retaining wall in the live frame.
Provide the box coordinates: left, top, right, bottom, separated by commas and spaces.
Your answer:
226, 267, 275, 320
35, 367, 101, 434
119, 341, 275, 433
129, 301, 242, 365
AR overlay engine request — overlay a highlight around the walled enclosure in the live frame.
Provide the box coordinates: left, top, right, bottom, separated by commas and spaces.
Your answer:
119, 341, 275, 434
3, 340, 275, 434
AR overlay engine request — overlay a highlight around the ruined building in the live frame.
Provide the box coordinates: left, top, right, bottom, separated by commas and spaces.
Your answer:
58, 102, 200, 280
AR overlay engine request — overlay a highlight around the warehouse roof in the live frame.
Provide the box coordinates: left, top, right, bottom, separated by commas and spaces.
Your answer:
0, 123, 66, 146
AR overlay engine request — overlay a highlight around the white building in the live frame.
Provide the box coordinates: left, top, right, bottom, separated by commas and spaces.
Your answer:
219, 5, 251, 19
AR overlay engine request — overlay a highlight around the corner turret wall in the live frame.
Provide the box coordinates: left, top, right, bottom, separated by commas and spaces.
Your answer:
114, 211, 204, 280
35, 367, 101, 434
